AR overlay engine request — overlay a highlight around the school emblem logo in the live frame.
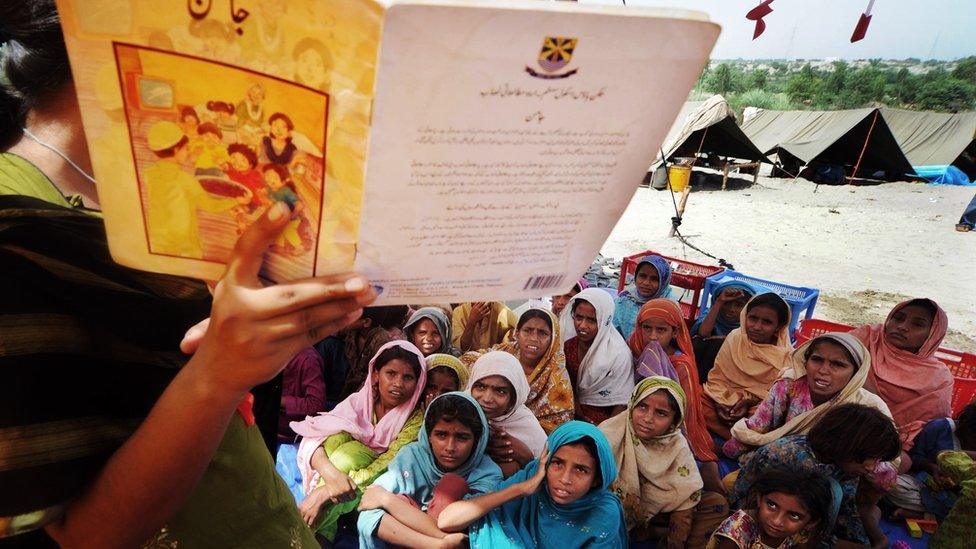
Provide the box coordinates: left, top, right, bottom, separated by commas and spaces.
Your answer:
526, 37, 579, 80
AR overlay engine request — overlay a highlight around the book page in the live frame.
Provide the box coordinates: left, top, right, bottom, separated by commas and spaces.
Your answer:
356, 1, 720, 304
55, 0, 382, 282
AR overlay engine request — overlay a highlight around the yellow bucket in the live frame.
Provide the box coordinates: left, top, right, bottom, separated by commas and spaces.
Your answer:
668, 165, 692, 192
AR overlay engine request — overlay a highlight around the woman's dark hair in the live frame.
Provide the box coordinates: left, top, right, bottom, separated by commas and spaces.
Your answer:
902, 298, 937, 320
268, 112, 295, 131
746, 468, 834, 540
227, 143, 257, 168
361, 305, 409, 330
808, 403, 901, 464
746, 292, 790, 327
425, 394, 483, 445
570, 298, 593, 315
372, 345, 422, 378
558, 437, 603, 489
803, 336, 858, 370
180, 105, 200, 123
956, 401, 976, 449
197, 122, 222, 138
517, 308, 553, 332
206, 100, 234, 115
0, 0, 72, 149
428, 366, 460, 389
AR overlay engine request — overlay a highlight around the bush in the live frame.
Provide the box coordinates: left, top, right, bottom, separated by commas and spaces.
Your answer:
732, 89, 793, 112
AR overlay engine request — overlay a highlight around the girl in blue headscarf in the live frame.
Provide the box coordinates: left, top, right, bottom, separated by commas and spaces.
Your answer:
436, 421, 627, 549
356, 392, 503, 548
613, 255, 674, 340
691, 280, 759, 380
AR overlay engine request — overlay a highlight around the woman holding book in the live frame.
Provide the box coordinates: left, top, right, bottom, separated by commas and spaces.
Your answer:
0, 2, 375, 546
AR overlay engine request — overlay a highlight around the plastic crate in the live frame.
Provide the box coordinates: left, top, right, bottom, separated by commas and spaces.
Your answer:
796, 319, 976, 418
700, 270, 820, 341
794, 318, 855, 346
617, 251, 724, 326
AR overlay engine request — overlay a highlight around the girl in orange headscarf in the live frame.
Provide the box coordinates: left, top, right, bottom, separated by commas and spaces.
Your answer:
629, 299, 724, 493
851, 298, 954, 449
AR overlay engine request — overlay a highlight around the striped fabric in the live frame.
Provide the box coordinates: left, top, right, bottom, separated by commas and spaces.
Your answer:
0, 193, 212, 539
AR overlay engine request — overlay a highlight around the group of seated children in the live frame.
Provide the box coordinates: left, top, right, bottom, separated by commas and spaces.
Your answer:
271, 256, 972, 548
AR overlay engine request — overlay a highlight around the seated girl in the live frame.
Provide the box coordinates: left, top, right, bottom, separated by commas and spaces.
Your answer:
724, 333, 893, 460
405, 307, 460, 357
553, 278, 588, 335
563, 288, 634, 425
461, 308, 575, 433
703, 293, 793, 440
731, 404, 902, 549
708, 468, 838, 549
291, 341, 427, 542
437, 421, 627, 548
629, 299, 722, 492
691, 280, 758, 380
451, 301, 518, 353
466, 352, 547, 477
612, 255, 674, 340
356, 392, 503, 549
850, 298, 954, 449
599, 377, 729, 547
887, 401, 976, 520
423, 354, 469, 409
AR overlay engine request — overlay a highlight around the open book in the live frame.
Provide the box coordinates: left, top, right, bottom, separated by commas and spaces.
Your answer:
55, 0, 718, 304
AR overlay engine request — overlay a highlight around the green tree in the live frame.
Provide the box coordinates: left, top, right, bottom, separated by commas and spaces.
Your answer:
952, 56, 976, 86
706, 63, 736, 95
785, 64, 820, 104
749, 69, 769, 90
822, 61, 849, 96
916, 76, 976, 112
892, 67, 920, 103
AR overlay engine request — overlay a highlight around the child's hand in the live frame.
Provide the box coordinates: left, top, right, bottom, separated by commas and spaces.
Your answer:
358, 485, 390, 511
716, 288, 745, 303
299, 485, 330, 527
437, 533, 468, 549
521, 445, 549, 496
180, 202, 376, 395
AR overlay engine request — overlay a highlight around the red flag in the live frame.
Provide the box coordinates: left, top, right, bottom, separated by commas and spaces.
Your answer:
746, 0, 774, 40
851, 0, 874, 43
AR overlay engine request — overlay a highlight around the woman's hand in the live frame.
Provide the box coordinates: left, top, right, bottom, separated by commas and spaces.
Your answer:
358, 485, 391, 511
715, 288, 745, 304
180, 201, 377, 395
728, 398, 755, 421
437, 533, 468, 549
467, 302, 490, 325
322, 469, 359, 504
299, 485, 330, 527
519, 446, 549, 497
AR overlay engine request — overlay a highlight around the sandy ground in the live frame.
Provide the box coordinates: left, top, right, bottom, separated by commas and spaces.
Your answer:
601, 169, 976, 352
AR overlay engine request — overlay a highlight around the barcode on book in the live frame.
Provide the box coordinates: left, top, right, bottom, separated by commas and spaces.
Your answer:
523, 274, 566, 291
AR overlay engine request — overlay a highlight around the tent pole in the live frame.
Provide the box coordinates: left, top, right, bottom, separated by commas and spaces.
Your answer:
669, 127, 709, 237
848, 110, 880, 185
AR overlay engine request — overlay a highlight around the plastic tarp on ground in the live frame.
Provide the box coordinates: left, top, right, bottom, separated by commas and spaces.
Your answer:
913, 165, 975, 185
880, 108, 976, 180
655, 95, 769, 164
740, 108, 914, 177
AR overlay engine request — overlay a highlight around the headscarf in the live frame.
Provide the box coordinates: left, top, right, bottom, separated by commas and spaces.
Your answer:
690, 280, 760, 337
405, 307, 457, 356
466, 351, 547, 456
613, 256, 675, 339
451, 302, 518, 352
293, 341, 427, 493
558, 278, 590, 344
632, 340, 679, 384
704, 293, 794, 407
598, 377, 703, 529
358, 392, 503, 549
730, 333, 894, 448
425, 353, 469, 390
629, 299, 717, 461
469, 421, 627, 549
850, 299, 953, 446
463, 308, 575, 433
564, 288, 635, 408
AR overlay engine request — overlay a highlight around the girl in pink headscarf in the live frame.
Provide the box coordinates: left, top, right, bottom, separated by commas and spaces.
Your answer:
851, 298, 954, 450
292, 341, 427, 541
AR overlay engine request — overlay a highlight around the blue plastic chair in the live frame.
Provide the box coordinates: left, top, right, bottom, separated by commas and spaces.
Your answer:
699, 269, 820, 341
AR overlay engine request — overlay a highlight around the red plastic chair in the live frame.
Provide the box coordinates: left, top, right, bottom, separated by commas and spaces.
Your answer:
617, 251, 724, 327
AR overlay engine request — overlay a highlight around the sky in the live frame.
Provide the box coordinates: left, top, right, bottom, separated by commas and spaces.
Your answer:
578, 0, 975, 60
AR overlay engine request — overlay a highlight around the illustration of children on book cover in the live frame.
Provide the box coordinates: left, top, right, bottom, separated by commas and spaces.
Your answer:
114, 43, 328, 280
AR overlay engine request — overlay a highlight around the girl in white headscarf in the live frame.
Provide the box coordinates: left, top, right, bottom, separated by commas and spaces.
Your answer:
466, 352, 547, 476
562, 288, 635, 425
